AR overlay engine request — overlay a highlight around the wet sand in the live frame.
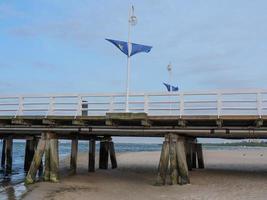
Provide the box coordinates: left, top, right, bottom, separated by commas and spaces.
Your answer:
23, 148, 267, 200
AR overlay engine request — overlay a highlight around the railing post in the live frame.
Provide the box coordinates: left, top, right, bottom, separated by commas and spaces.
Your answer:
109, 96, 114, 112
179, 93, 184, 118
47, 97, 55, 116
16, 96, 24, 117
75, 96, 82, 117
217, 92, 222, 118
144, 95, 149, 113
257, 92, 262, 118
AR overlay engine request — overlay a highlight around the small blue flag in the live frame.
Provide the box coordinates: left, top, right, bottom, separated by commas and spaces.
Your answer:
163, 82, 171, 92
106, 38, 152, 57
171, 86, 179, 92
163, 82, 179, 92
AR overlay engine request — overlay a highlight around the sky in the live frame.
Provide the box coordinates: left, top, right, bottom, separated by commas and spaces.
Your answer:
0, 0, 266, 95
0, 0, 266, 143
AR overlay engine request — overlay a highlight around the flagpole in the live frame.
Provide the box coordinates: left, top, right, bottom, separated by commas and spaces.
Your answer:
125, 7, 131, 112
126, 6, 137, 112
167, 63, 172, 114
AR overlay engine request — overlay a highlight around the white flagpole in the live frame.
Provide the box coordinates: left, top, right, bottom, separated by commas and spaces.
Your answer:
167, 62, 172, 114
125, 6, 137, 112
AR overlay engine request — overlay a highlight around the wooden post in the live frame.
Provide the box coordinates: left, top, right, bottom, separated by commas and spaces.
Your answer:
70, 136, 78, 174
50, 134, 59, 182
196, 143, 204, 169
176, 136, 190, 185
43, 136, 51, 181
1, 139, 6, 168
185, 139, 192, 171
24, 139, 35, 172
88, 139, 95, 172
99, 140, 109, 169
25, 133, 46, 184
192, 139, 197, 169
109, 140, 117, 169
5, 136, 13, 173
156, 135, 170, 185
169, 134, 178, 185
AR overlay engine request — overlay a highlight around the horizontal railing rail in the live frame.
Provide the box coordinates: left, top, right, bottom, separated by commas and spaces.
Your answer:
0, 89, 265, 117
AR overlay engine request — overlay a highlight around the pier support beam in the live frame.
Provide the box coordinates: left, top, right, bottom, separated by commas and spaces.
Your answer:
24, 139, 35, 171
99, 137, 117, 170
156, 135, 170, 185
99, 139, 109, 169
1, 139, 6, 168
185, 138, 197, 171
50, 134, 59, 182
70, 136, 78, 174
176, 136, 190, 184
1, 136, 13, 173
156, 134, 190, 186
25, 132, 59, 184
25, 133, 46, 184
196, 143, 204, 169
88, 139, 96, 172
109, 140, 117, 169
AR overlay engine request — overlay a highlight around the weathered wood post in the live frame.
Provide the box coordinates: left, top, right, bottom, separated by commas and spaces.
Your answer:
99, 138, 109, 169
156, 135, 170, 185
25, 133, 46, 184
109, 138, 117, 169
1, 139, 6, 168
70, 135, 78, 174
49, 133, 59, 182
88, 139, 96, 172
196, 143, 204, 169
169, 134, 178, 185
43, 135, 51, 181
185, 139, 193, 171
176, 136, 190, 185
24, 139, 35, 171
5, 136, 13, 173
192, 139, 197, 169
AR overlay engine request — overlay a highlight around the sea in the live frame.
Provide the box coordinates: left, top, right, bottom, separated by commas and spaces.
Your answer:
0, 141, 264, 200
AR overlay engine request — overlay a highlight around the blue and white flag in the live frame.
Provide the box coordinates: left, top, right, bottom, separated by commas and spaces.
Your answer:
106, 38, 152, 57
163, 82, 179, 92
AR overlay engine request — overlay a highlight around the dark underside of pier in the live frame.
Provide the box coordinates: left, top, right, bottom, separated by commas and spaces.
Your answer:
0, 113, 266, 139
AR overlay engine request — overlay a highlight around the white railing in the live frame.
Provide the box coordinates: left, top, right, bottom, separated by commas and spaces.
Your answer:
0, 89, 266, 117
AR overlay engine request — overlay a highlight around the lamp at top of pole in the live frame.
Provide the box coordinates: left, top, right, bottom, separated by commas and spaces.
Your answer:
129, 5, 137, 26
167, 62, 172, 72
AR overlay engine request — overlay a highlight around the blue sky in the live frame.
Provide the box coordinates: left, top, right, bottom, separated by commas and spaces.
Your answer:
0, 0, 266, 95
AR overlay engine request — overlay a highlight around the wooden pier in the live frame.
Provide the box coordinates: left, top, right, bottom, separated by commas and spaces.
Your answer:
0, 89, 266, 185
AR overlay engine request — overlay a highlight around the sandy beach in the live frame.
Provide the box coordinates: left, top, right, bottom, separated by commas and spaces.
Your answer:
23, 148, 267, 200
